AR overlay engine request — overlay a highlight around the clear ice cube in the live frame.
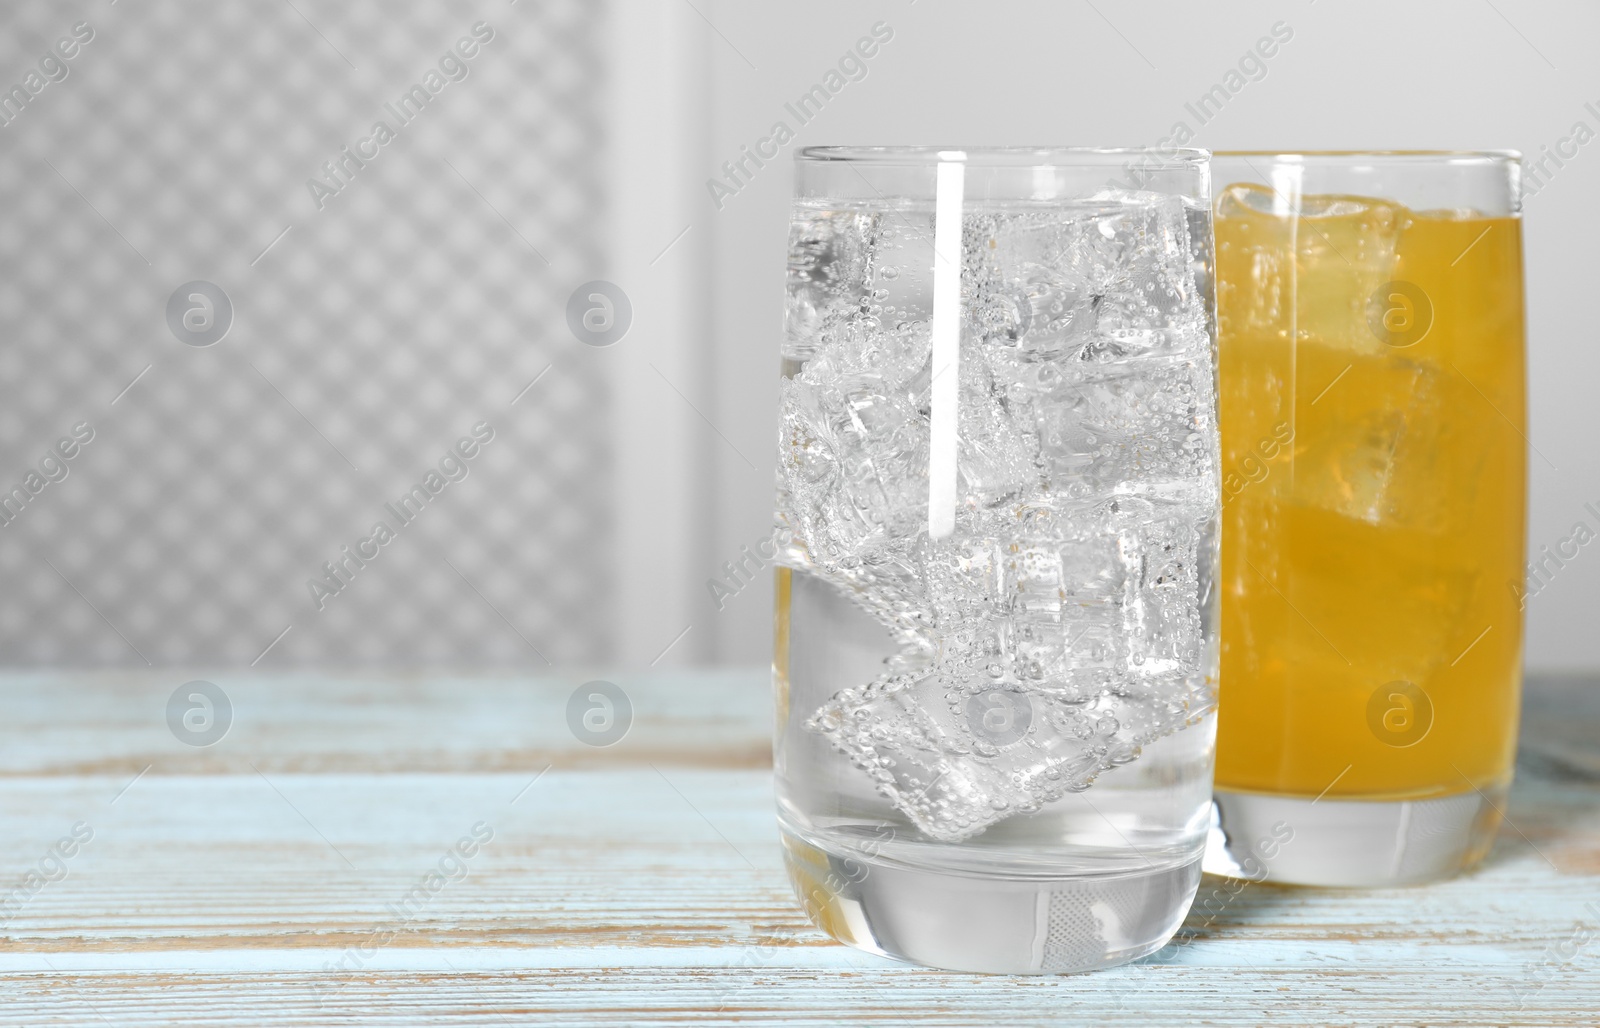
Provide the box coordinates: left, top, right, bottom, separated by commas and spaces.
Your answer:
1032, 357, 1215, 497
778, 368, 927, 564
952, 341, 1036, 509
807, 658, 1211, 841
786, 209, 876, 363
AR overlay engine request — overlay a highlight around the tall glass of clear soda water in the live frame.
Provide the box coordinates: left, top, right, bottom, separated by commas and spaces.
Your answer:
773, 147, 1221, 973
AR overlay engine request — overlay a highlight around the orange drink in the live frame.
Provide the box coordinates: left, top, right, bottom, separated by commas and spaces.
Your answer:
1208, 153, 1526, 886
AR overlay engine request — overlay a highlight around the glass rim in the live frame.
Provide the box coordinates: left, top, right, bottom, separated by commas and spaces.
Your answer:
796, 145, 1211, 169
1215, 149, 1520, 164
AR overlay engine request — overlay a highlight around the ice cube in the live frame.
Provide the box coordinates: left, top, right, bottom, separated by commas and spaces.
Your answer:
953, 341, 1037, 509
1014, 264, 1098, 362
787, 209, 877, 363
787, 208, 943, 379
921, 534, 1003, 631
1033, 355, 1216, 496
777, 375, 843, 560
1081, 196, 1208, 363
1215, 182, 1404, 355
1377, 365, 1494, 534
971, 253, 1098, 364
984, 501, 1208, 683
977, 197, 1205, 365
1263, 501, 1475, 680
777, 369, 928, 563
1115, 500, 1208, 674
991, 540, 1067, 680
1277, 346, 1494, 555
815, 548, 934, 644
1289, 345, 1428, 525
1067, 200, 1157, 292
1004, 542, 1066, 625
808, 659, 1213, 841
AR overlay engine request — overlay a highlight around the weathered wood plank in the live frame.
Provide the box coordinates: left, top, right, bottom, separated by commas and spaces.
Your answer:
0, 670, 772, 774
0, 965, 1595, 1028
0, 673, 1593, 1025
0, 768, 1586, 954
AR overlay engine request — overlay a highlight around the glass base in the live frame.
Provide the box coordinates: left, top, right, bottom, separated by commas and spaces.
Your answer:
1204, 782, 1508, 887
780, 829, 1201, 974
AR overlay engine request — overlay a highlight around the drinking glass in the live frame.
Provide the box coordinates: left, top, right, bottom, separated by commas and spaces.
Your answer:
1207, 152, 1526, 886
773, 146, 1221, 973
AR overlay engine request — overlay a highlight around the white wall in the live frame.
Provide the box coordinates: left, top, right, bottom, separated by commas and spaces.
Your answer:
689, 0, 1600, 672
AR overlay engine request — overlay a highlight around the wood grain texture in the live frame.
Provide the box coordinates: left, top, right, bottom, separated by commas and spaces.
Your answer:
0, 670, 772, 774
0, 672, 1595, 1025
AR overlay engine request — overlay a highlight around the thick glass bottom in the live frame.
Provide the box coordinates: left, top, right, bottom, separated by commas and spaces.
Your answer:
1204, 781, 1508, 887
780, 827, 1201, 974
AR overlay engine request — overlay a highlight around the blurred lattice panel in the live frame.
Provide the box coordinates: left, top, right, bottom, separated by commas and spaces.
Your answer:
0, 0, 611, 667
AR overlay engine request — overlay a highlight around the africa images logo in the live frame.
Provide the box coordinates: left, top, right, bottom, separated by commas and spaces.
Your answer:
0, 20, 95, 129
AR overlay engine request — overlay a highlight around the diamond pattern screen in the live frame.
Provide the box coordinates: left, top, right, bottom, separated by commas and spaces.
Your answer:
0, 0, 612, 667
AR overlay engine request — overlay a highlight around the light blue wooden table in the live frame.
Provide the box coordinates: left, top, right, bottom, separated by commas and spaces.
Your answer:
0, 670, 1594, 1024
